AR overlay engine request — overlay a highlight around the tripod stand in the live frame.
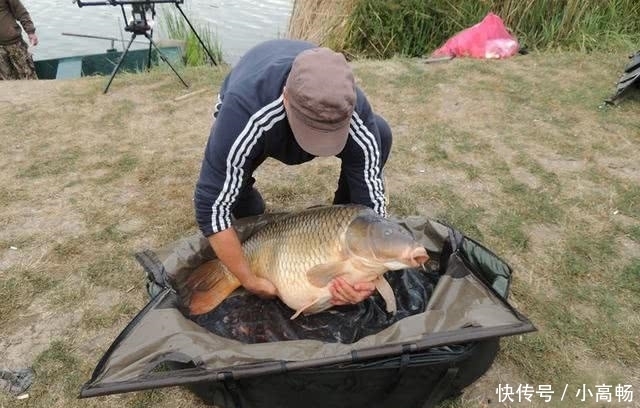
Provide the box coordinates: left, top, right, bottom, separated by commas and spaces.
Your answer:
102, 3, 188, 93
75, 0, 219, 93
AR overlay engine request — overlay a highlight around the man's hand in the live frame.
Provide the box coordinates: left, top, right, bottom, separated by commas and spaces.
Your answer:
241, 275, 278, 298
329, 277, 375, 306
27, 33, 38, 46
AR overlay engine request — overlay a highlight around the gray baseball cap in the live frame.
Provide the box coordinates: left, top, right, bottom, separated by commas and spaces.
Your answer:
285, 47, 356, 157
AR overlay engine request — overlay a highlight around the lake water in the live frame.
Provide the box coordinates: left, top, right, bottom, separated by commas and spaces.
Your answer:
24, 0, 293, 65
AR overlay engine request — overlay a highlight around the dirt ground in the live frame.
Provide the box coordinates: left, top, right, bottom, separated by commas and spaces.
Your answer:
0, 52, 639, 408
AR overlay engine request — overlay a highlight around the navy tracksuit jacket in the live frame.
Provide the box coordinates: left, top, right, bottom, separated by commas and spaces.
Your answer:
194, 39, 390, 237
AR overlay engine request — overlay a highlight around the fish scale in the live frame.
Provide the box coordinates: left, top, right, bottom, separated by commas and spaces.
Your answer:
181, 205, 429, 318
246, 207, 353, 292
242, 206, 374, 314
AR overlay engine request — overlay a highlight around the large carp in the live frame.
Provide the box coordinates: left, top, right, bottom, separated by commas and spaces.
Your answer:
179, 205, 429, 319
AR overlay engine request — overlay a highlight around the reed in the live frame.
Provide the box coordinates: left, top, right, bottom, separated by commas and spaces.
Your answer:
288, 0, 640, 58
159, 8, 224, 66
288, 0, 359, 53
498, 0, 640, 52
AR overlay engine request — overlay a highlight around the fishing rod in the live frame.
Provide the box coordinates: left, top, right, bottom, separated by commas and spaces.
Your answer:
74, 0, 183, 7
62, 32, 148, 51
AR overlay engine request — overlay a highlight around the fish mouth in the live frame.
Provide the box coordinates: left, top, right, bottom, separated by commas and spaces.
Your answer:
381, 247, 429, 270
409, 246, 429, 267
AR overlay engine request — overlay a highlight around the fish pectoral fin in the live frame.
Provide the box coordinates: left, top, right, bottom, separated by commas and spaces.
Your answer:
290, 296, 331, 320
374, 277, 397, 314
306, 261, 352, 288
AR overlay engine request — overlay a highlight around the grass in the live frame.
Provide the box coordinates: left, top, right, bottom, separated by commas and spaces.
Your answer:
290, 0, 640, 58
17, 148, 81, 178
0, 52, 639, 408
32, 341, 84, 398
159, 8, 224, 66
0, 267, 58, 325
80, 303, 139, 331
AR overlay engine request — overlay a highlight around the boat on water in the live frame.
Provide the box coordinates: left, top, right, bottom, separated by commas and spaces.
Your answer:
35, 33, 184, 80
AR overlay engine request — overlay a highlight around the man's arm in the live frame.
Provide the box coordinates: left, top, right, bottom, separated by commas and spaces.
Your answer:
339, 108, 387, 217
195, 91, 279, 298
9, 0, 35, 35
207, 228, 277, 298
329, 96, 386, 305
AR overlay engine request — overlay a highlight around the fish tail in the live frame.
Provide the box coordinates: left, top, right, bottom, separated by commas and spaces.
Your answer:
177, 260, 241, 316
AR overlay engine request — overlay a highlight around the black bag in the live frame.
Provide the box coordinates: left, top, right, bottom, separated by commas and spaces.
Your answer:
185, 340, 501, 408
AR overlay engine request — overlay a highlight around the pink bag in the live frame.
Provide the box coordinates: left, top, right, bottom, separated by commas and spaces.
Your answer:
432, 12, 519, 59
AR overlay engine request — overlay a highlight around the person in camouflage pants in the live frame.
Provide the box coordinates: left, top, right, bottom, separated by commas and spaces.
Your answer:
0, 0, 38, 80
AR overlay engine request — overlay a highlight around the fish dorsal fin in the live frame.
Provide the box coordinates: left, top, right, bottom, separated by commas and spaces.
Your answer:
306, 261, 352, 288
374, 276, 397, 314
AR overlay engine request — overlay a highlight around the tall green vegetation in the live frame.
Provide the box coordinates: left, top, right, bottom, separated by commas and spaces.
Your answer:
500, 0, 640, 52
160, 9, 224, 66
290, 0, 640, 58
